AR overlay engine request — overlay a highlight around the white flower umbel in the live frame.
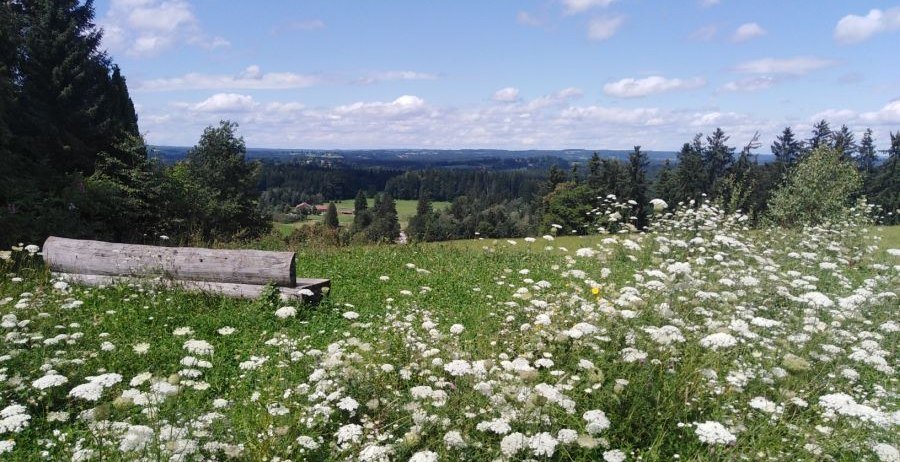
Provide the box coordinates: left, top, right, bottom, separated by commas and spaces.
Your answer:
694, 421, 736, 445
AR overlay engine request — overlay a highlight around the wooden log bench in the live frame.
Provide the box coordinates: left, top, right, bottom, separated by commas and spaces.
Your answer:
42, 236, 329, 302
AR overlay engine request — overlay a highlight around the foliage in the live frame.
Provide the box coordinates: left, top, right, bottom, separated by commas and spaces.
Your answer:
323, 203, 340, 229
767, 147, 862, 227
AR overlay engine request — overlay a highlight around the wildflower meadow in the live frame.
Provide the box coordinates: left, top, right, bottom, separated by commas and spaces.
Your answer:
1, 203, 898, 461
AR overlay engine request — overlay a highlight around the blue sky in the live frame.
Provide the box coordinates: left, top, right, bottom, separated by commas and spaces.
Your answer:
95, 0, 900, 151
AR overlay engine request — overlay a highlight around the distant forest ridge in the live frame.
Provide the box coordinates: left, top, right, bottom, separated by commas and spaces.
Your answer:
150, 145, 762, 168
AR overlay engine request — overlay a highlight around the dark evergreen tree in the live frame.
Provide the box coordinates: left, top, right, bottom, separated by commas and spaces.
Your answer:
856, 128, 877, 175
350, 189, 371, 234
808, 119, 832, 152
408, 189, 434, 241
106, 65, 140, 138
627, 146, 650, 229
703, 128, 735, 194
367, 193, 401, 243
323, 202, 339, 229
587, 152, 602, 191
674, 136, 706, 204
832, 124, 857, 161
867, 131, 900, 224
16, 0, 130, 177
653, 160, 679, 204
771, 127, 803, 171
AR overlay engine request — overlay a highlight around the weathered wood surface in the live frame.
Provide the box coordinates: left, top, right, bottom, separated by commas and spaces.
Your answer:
52, 272, 330, 302
43, 236, 296, 287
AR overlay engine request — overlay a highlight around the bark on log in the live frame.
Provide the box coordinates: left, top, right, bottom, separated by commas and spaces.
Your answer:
52, 272, 329, 302
43, 236, 296, 287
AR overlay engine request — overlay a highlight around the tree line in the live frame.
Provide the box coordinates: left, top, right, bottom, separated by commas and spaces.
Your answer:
0, 1, 268, 247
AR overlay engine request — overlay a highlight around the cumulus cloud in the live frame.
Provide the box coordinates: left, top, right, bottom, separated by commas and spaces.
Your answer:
562, 0, 616, 15
587, 15, 625, 41
333, 95, 427, 118
720, 76, 776, 92
354, 71, 438, 85
492, 87, 520, 103
732, 22, 766, 42
100, 0, 229, 57
138, 66, 323, 91
732, 57, 836, 75
603, 76, 705, 98
834, 8, 900, 44
861, 100, 900, 123
182, 93, 258, 112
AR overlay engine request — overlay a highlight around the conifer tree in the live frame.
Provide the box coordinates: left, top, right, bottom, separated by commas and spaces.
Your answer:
627, 146, 649, 229
807, 119, 832, 152
587, 152, 602, 191
856, 128, 877, 175
408, 189, 433, 241
771, 127, 803, 171
674, 136, 706, 204
832, 124, 857, 161
350, 189, 371, 234
367, 193, 401, 243
703, 128, 735, 194
653, 160, 679, 204
323, 202, 339, 229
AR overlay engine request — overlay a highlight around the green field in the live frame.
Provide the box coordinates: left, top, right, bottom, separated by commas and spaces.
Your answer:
275, 199, 450, 235
1, 220, 898, 460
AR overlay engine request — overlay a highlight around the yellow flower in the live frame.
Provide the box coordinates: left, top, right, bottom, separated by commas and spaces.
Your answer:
591, 287, 600, 296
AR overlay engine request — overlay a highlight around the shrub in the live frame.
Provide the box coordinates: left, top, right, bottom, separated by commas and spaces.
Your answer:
766, 147, 861, 227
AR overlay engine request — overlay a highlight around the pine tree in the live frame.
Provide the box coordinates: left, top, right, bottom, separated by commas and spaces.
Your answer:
807, 119, 832, 152
703, 128, 735, 195
832, 124, 857, 161
16, 0, 127, 177
408, 189, 433, 241
350, 189, 371, 234
856, 128, 877, 175
867, 132, 900, 224
653, 160, 678, 204
587, 152, 602, 191
627, 146, 649, 229
771, 127, 803, 171
674, 138, 706, 205
323, 202, 339, 229
367, 193, 400, 243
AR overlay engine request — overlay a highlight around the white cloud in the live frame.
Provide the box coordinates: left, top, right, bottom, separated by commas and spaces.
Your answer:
138, 66, 322, 91
516, 11, 543, 27
603, 76, 705, 98
834, 8, 900, 44
354, 71, 438, 85
562, 0, 616, 15
492, 87, 520, 103
732, 22, 766, 42
690, 25, 717, 41
720, 76, 776, 92
184, 93, 258, 112
732, 57, 836, 75
587, 15, 625, 41
861, 100, 900, 123
333, 95, 428, 118
100, 0, 228, 57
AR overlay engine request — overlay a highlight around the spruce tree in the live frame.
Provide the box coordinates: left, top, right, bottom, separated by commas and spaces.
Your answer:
350, 189, 371, 234
703, 128, 735, 194
17, 0, 124, 177
807, 119, 832, 152
674, 138, 706, 205
653, 160, 678, 204
856, 128, 877, 175
771, 127, 803, 171
323, 202, 339, 229
367, 193, 400, 243
408, 189, 433, 241
832, 124, 857, 161
587, 152, 602, 191
627, 146, 649, 229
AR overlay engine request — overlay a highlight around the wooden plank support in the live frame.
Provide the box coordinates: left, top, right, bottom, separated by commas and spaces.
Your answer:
43, 236, 297, 287
52, 272, 330, 303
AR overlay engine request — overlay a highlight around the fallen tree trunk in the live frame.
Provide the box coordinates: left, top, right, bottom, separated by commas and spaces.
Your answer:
43, 236, 296, 287
52, 272, 329, 302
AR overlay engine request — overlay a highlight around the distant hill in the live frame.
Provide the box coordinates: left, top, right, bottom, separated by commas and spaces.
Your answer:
149, 146, 775, 169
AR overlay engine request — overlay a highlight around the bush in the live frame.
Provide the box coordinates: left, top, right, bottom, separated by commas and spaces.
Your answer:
766, 147, 861, 227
